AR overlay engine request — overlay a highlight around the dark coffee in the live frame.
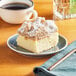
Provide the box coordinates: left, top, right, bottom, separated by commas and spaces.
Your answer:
2, 3, 30, 10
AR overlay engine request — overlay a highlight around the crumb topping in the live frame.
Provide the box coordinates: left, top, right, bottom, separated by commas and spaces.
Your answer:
18, 17, 58, 39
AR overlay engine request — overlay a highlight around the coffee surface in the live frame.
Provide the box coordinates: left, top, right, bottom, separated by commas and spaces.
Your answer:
2, 3, 30, 10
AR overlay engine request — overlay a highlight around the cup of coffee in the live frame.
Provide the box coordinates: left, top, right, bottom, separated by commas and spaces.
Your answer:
0, 0, 38, 24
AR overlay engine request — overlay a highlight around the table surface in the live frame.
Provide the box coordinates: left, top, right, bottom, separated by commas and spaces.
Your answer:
0, 0, 76, 76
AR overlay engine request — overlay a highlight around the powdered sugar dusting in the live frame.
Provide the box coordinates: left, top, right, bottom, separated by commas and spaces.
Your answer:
18, 17, 58, 39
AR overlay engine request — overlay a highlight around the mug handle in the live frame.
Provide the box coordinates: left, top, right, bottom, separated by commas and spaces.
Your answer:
27, 10, 38, 21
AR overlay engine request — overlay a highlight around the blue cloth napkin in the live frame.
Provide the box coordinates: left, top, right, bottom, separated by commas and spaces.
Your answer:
33, 41, 76, 76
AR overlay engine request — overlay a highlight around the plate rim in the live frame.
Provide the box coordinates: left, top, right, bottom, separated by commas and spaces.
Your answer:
7, 34, 68, 56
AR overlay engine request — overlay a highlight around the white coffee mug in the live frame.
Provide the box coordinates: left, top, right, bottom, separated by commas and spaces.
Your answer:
0, 0, 38, 24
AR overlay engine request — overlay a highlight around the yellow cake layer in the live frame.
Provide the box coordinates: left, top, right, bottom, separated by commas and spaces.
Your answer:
16, 32, 59, 53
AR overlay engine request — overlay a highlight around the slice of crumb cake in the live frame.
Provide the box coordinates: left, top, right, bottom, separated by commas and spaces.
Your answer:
16, 17, 59, 53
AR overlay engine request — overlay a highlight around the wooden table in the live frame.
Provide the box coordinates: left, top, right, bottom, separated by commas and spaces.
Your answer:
0, 0, 76, 76
0, 18, 76, 76
34, 0, 53, 19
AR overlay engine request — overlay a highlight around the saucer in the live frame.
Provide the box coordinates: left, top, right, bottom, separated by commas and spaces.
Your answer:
7, 34, 68, 57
